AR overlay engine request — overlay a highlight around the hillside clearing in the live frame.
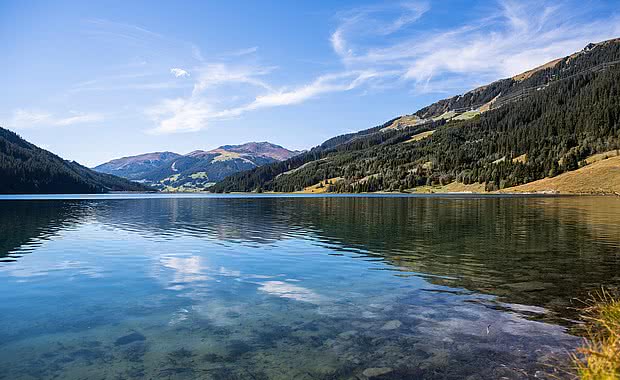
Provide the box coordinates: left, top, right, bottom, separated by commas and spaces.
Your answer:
381, 115, 424, 131
586, 149, 619, 165
502, 155, 620, 194
296, 177, 342, 193
512, 154, 527, 164
512, 58, 563, 81
412, 182, 487, 193
453, 110, 480, 120
404, 130, 435, 143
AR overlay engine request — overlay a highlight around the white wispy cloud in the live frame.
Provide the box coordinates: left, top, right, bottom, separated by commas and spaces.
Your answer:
224, 46, 259, 57
244, 71, 380, 109
214, 70, 385, 119
382, 2, 430, 35
54, 113, 104, 126
146, 68, 383, 134
331, 0, 620, 92
191, 64, 275, 96
330, 29, 352, 59
170, 68, 190, 78
9, 109, 104, 130
146, 98, 212, 134
330, 1, 430, 62
145, 63, 273, 134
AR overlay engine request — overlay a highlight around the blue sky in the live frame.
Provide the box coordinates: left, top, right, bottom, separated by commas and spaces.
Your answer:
2, 0, 619, 166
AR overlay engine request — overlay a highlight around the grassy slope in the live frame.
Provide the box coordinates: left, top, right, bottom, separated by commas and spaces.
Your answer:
412, 182, 487, 193
296, 177, 343, 194
403, 130, 435, 143
502, 155, 620, 194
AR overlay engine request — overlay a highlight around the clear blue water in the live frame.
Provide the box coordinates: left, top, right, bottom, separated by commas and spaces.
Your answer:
0, 195, 619, 379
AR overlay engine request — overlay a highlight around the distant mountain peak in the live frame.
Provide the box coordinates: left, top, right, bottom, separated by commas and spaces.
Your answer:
220, 141, 283, 150
190, 141, 300, 161
93, 141, 300, 190
93, 151, 182, 180
103, 151, 181, 165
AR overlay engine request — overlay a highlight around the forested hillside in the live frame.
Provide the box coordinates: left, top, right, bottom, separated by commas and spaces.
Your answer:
0, 127, 149, 194
211, 39, 620, 193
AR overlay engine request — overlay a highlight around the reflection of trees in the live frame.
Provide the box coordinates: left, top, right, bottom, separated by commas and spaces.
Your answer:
93, 198, 295, 244
290, 197, 620, 322
0, 201, 89, 261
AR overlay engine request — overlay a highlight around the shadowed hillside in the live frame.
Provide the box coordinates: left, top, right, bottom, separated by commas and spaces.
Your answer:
0, 127, 149, 194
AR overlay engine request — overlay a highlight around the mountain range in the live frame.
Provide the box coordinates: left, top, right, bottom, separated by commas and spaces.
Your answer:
93, 142, 300, 191
212, 38, 620, 193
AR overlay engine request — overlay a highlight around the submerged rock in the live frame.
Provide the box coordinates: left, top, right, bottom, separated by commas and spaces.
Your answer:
122, 342, 147, 362
114, 332, 146, 346
338, 330, 358, 339
202, 353, 227, 362
380, 320, 402, 330
362, 311, 379, 319
362, 367, 393, 378
169, 347, 193, 359
505, 281, 552, 292
69, 348, 105, 362
226, 340, 253, 359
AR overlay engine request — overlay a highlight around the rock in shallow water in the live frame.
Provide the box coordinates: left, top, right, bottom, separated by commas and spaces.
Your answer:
338, 330, 358, 339
362, 367, 393, 378
505, 281, 552, 292
114, 332, 146, 346
380, 320, 402, 330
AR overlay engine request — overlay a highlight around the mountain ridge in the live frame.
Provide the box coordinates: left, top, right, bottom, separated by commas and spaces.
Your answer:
94, 141, 300, 190
211, 38, 620, 193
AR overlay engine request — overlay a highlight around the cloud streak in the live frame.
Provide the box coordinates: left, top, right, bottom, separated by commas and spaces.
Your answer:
224, 46, 259, 57
191, 64, 275, 96
146, 68, 382, 134
242, 71, 380, 109
146, 98, 212, 134
9, 109, 104, 130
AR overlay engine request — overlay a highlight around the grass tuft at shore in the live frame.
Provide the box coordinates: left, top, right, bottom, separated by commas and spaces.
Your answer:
573, 289, 620, 379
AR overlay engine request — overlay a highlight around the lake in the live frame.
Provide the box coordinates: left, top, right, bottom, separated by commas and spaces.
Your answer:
0, 194, 619, 379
